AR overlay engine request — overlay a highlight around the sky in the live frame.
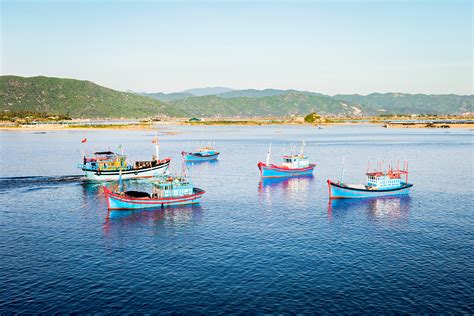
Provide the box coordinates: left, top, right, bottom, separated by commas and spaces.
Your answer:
1, 0, 472, 95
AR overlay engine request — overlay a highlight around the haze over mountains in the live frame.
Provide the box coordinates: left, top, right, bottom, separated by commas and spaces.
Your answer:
1, 76, 473, 118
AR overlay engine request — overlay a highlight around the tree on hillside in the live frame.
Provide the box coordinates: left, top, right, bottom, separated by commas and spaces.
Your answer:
304, 112, 321, 123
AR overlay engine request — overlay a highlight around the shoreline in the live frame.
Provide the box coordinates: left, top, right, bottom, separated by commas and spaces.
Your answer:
1, 120, 473, 131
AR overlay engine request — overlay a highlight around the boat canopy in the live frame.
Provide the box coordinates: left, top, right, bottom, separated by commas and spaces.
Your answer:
94, 151, 116, 155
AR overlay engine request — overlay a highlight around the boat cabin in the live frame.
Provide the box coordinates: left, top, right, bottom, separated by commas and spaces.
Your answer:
281, 155, 310, 169
366, 172, 402, 189
196, 146, 216, 155
82, 151, 129, 171
152, 177, 194, 198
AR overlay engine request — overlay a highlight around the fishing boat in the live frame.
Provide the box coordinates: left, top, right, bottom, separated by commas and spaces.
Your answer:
181, 145, 220, 161
258, 142, 316, 178
327, 160, 413, 199
103, 175, 205, 210
78, 135, 170, 181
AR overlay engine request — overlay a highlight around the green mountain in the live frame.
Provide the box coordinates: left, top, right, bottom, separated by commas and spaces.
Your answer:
333, 93, 473, 115
170, 92, 353, 117
0, 75, 186, 118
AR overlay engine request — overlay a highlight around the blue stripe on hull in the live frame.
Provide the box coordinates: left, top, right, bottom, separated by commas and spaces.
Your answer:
329, 182, 411, 199
183, 154, 219, 161
260, 166, 315, 178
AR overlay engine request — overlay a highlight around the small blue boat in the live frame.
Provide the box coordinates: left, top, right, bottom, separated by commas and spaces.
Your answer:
182, 146, 220, 161
258, 142, 316, 178
328, 160, 413, 199
104, 175, 205, 210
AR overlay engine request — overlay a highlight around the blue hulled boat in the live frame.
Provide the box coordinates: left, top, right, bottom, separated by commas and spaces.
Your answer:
104, 175, 205, 210
182, 146, 220, 161
258, 142, 316, 178
328, 161, 413, 199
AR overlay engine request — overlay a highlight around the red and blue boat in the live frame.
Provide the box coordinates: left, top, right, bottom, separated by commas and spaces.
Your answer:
104, 175, 205, 210
328, 161, 413, 199
182, 145, 220, 162
258, 143, 316, 178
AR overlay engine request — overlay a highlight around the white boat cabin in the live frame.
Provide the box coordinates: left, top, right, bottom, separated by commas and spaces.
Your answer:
366, 172, 402, 189
281, 155, 310, 169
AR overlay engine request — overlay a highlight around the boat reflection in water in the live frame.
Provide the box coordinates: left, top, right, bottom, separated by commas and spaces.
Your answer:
103, 204, 203, 236
258, 175, 314, 207
185, 159, 219, 167
327, 196, 411, 223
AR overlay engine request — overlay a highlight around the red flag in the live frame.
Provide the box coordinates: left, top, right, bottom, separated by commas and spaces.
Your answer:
81, 138, 87, 143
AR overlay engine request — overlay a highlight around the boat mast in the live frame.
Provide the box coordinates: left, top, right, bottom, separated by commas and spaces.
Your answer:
266, 143, 272, 165
153, 132, 160, 161
118, 168, 123, 192
300, 140, 305, 155
340, 156, 345, 184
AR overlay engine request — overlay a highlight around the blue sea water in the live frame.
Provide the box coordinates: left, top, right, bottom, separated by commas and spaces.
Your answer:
0, 125, 473, 313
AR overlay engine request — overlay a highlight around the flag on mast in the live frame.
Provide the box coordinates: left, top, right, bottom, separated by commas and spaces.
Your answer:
81, 138, 87, 143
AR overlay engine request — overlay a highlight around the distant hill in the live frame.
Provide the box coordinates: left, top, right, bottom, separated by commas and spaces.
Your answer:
169, 91, 473, 117
170, 92, 354, 117
135, 91, 194, 102
181, 87, 234, 96
217, 89, 325, 98
333, 93, 473, 115
0, 76, 186, 118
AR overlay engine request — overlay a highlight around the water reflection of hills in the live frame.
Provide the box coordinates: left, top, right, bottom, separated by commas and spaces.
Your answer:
328, 196, 411, 223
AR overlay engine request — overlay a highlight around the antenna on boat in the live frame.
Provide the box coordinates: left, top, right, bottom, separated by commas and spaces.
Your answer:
266, 143, 272, 165
152, 131, 159, 161
118, 168, 123, 192
182, 160, 187, 177
300, 140, 305, 155
367, 160, 370, 173
340, 156, 345, 184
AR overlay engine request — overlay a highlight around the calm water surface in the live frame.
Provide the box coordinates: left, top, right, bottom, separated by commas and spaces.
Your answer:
1, 125, 473, 313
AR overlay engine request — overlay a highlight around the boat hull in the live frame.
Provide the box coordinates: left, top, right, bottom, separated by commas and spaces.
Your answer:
258, 162, 316, 178
81, 159, 170, 181
327, 180, 413, 199
104, 187, 205, 210
182, 151, 219, 161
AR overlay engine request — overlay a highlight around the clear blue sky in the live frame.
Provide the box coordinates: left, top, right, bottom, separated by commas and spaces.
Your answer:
1, 0, 472, 95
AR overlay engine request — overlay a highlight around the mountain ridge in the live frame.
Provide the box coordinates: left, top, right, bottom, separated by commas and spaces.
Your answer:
1, 76, 472, 118
0, 75, 186, 118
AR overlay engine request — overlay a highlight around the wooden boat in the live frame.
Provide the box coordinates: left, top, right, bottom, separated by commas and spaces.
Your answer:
78, 135, 170, 181
328, 160, 413, 199
258, 142, 316, 178
104, 175, 205, 210
182, 145, 219, 161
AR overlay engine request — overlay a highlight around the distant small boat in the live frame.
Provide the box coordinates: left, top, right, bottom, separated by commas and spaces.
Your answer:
258, 142, 316, 178
104, 175, 205, 210
328, 160, 413, 199
182, 145, 219, 161
78, 134, 169, 181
